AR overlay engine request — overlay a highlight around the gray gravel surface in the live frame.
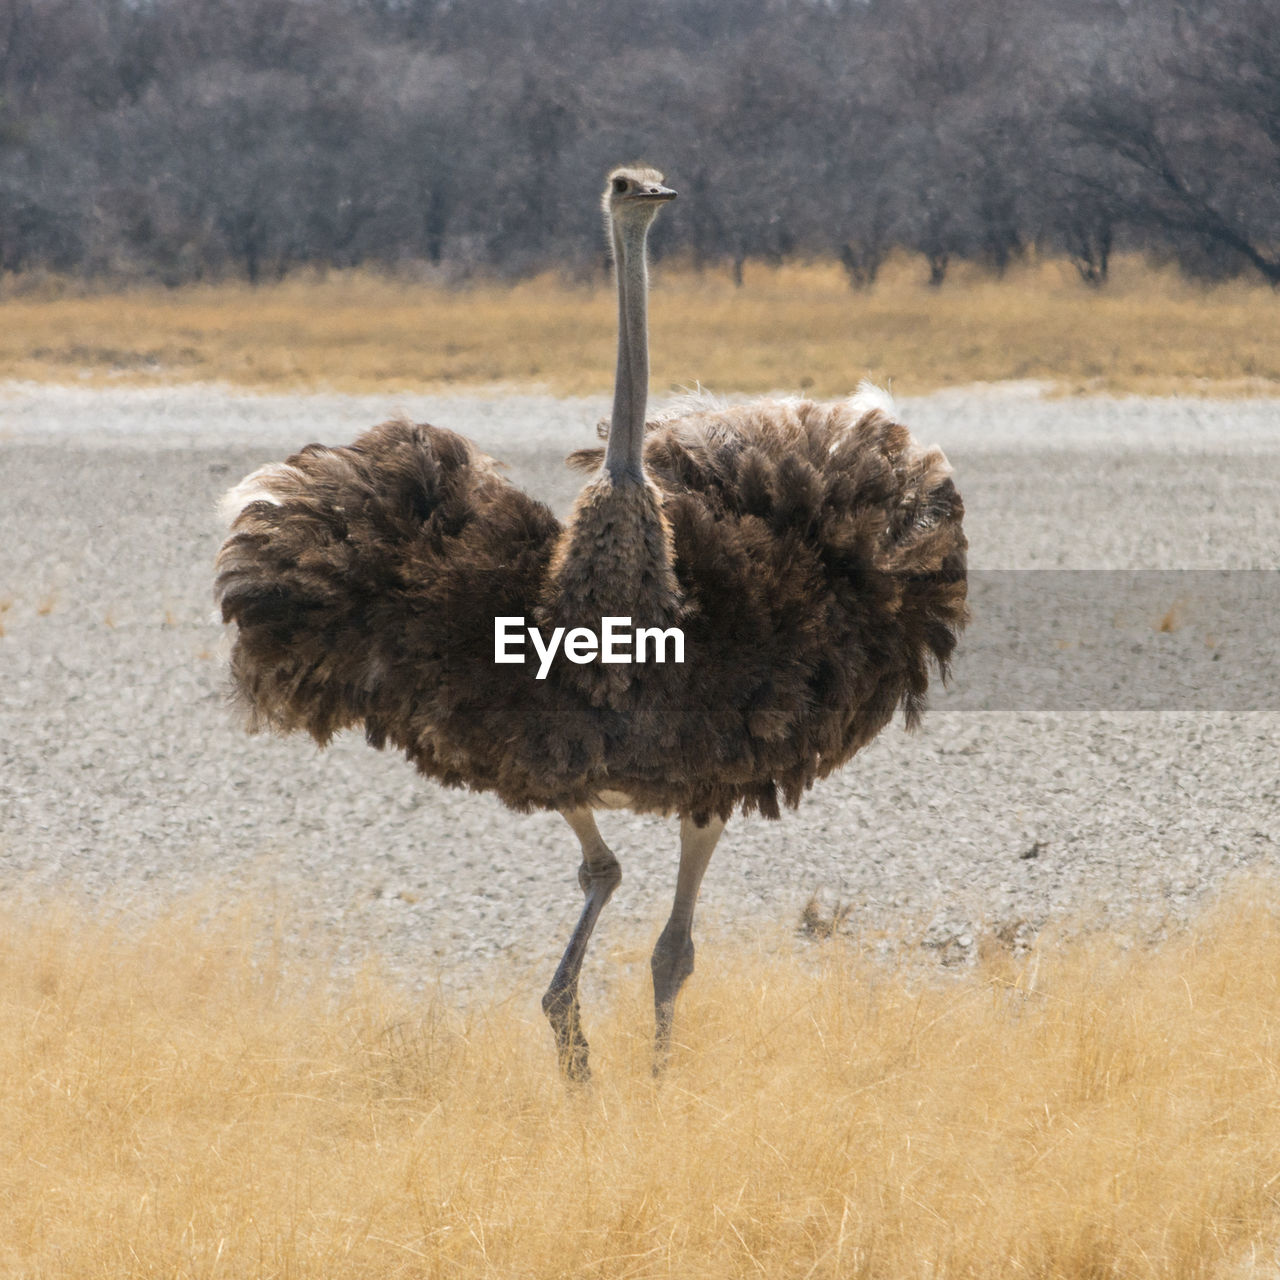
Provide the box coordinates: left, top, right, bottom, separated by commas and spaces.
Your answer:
2, 382, 1277, 995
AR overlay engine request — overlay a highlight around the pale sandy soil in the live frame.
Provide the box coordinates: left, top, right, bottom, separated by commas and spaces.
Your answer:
1, 382, 1277, 997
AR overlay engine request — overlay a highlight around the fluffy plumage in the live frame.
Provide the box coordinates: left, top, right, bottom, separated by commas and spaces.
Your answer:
215, 393, 966, 825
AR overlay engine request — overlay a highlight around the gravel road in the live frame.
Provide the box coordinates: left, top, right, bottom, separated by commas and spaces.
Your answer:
2, 382, 1277, 994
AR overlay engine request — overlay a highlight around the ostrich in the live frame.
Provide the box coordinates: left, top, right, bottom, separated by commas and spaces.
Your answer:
215, 164, 967, 1080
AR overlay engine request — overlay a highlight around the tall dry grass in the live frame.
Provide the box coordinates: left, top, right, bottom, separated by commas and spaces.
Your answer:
4, 883, 1280, 1278
2, 256, 1278, 397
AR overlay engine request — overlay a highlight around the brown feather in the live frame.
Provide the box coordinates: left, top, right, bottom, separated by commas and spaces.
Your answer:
215, 396, 966, 822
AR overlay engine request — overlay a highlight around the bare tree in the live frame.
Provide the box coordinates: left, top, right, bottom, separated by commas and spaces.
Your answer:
1066, 0, 1280, 284
0, 0, 1274, 287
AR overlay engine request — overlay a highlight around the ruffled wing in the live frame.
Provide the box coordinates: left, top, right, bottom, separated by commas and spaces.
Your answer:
215, 418, 561, 773
569, 391, 968, 817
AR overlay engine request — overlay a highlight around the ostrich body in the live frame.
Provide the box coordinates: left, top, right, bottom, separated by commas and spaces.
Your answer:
215, 165, 967, 1079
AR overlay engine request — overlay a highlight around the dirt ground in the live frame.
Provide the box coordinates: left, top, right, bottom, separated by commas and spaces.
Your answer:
2, 382, 1276, 994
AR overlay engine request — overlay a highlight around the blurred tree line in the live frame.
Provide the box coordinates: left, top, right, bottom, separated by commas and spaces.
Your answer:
0, 0, 1276, 287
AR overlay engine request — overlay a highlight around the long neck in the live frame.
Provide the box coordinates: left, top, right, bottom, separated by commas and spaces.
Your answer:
603, 216, 652, 483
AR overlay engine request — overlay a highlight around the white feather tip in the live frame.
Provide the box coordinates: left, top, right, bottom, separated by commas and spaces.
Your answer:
845, 380, 899, 421
217, 464, 300, 527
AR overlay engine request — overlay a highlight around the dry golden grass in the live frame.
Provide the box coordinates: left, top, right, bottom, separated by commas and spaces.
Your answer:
2, 256, 1279, 397
5, 883, 1280, 1278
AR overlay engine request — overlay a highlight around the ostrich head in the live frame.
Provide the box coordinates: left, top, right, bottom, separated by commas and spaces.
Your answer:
602, 164, 677, 241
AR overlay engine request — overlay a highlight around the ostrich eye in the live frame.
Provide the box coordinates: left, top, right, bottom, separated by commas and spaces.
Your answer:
612, 177, 628, 195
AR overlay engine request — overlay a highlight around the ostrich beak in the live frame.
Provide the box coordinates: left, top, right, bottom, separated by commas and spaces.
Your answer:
639, 183, 677, 203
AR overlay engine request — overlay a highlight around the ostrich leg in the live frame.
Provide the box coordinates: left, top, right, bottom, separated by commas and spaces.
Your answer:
543, 808, 622, 1082
651, 814, 725, 1071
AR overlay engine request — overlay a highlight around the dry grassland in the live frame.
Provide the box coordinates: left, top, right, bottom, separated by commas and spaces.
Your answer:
4, 883, 1280, 1279
2, 256, 1279, 397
